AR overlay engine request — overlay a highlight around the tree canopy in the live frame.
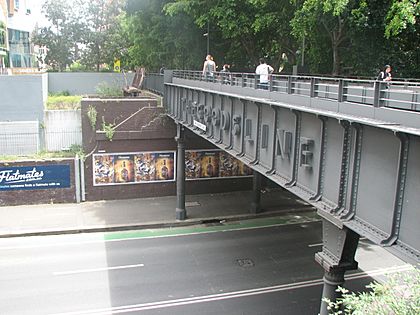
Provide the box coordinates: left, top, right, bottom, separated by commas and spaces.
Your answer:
32, 0, 420, 77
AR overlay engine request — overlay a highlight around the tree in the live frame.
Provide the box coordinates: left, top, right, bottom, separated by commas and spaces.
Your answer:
81, 0, 126, 71
291, 0, 362, 75
124, 0, 204, 71
164, 0, 299, 72
32, 0, 86, 71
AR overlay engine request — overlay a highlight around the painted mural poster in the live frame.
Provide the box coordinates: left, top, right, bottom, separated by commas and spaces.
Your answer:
185, 150, 252, 180
114, 155, 135, 183
93, 150, 251, 185
94, 155, 115, 185
185, 151, 201, 179
219, 151, 253, 177
93, 151, 175, 186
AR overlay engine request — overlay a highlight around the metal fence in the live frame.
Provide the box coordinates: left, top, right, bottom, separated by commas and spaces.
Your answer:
45, 130, 82, 152
143, 73, 164, 95
172, 70, 420, 112
0, 132, 39, 156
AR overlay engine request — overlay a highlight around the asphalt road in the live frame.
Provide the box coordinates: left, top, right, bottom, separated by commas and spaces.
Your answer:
0, 220, 409, 315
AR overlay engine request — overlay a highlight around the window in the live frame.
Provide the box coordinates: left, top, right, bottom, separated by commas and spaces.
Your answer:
14, 0, 20, 10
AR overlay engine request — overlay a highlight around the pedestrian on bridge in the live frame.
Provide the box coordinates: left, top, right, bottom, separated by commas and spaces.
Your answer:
202, 54, 216, 82
256, 58, 274, 90
377, 65, 392, 82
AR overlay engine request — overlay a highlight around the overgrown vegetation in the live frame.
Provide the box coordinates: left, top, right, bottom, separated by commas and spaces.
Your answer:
86, 105, 98, 130
324, 269, 420, 315
95, 82, 123, 97
0, 150, 82, 162
101, 117, 116, 141
47, 92, 82, 110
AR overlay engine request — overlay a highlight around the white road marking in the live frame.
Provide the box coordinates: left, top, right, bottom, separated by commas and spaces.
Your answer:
53, 263, 145, 276
50, 264, 413, 315
308, 237, 368, 248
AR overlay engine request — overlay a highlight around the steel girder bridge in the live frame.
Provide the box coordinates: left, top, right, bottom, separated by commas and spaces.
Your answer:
145, 71, 420, 314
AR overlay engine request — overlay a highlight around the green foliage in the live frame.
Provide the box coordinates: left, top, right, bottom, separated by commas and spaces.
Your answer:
32, 0, 126, 72
46, 95, 82, 110
95, 82, 123, 97
69, 61, 88, 72
324, 269, 420, 315
86, 105, 98, 130
101, 117, 116, 141
68, 144, 85, 160
385, 0, 419, 38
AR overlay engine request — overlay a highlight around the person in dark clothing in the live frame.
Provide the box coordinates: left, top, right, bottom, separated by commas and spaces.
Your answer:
377, 65, 392, 82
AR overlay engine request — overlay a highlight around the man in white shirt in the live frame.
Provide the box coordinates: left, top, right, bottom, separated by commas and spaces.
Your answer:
255, 58, 274, 90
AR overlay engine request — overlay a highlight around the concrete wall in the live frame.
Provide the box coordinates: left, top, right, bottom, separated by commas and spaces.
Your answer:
48, 72, 135, 95
0, 74, 46, 122
44, 110, 82, 151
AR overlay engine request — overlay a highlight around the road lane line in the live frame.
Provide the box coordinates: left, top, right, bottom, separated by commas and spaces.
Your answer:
53, 263, 145, 276
308, 237, 368, 248
50, 264, 413, 315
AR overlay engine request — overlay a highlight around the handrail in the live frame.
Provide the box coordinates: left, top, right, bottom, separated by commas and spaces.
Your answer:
171, 70, 420, 112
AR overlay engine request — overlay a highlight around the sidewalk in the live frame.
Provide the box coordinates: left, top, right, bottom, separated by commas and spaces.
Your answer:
0, 189, 314, 238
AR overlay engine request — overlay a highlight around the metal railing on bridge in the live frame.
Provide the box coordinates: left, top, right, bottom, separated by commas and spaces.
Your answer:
168, 70, 420, 112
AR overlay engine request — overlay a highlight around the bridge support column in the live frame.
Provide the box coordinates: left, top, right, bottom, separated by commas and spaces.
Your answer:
316, 217, 359, 315
175, 124, 186, 220
250, 171, 262, 214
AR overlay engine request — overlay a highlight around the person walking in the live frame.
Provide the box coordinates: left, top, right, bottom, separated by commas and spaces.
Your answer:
220, 64, 231, 84
202, 54, 216, 82
255, 58, 274, 90
377, 65, 392, 82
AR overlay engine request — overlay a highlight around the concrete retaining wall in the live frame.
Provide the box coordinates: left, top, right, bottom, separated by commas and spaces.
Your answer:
48, 72, 135, 95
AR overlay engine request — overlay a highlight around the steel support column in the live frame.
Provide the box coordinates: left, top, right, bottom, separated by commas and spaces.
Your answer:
316, 218, 359, 315
319, 269, 346, 315
251, 171, 262, 214
175, 124, 186, 220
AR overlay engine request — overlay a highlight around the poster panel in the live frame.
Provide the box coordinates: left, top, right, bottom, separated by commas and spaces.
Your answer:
186, 150, 252, 180
93, 151, 175, 186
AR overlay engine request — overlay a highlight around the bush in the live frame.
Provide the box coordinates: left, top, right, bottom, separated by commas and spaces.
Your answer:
324, 269, 420, 315
95, 82, 123, 97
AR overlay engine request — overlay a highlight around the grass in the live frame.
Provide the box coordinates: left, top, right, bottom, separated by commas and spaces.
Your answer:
46, 95, 83, 110
0, 145, 85, 161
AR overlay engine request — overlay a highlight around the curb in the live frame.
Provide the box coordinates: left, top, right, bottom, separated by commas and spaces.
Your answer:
0, 206, 315, 238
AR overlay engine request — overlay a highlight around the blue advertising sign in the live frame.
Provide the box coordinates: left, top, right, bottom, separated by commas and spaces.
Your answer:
0, 165, 71, 191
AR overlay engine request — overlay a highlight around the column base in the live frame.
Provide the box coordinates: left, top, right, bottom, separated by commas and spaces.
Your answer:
176, 208, 186, 220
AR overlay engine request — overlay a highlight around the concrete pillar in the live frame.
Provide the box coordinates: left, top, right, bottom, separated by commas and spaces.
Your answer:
319, 269, 345, 315
175, 124, 186, 220
250, 171, 262, 214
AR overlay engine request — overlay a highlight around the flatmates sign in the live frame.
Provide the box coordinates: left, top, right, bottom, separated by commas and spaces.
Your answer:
0, 165, 71, 191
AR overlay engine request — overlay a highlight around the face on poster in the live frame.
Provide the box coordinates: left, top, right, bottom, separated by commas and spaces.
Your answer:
185, 151, 201, 179
94, 154, 115, 184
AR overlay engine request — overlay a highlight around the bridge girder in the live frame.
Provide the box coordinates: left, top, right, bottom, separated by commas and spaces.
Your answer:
165, 82, 420, 266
